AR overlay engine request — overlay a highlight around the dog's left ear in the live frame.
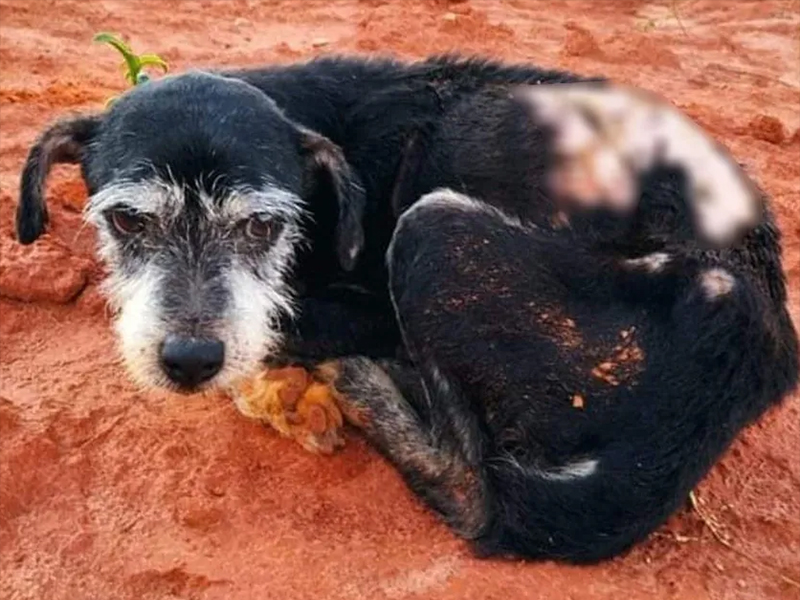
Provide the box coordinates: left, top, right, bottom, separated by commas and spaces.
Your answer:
299, 129, 366, 272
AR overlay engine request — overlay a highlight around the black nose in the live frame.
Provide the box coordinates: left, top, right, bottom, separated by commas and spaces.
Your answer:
160, 336, 224, 389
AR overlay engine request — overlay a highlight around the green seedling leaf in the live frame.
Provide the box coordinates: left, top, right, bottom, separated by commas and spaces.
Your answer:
93, 32, 169, 95
94, 32, 141, 84
137, 54, 169, 74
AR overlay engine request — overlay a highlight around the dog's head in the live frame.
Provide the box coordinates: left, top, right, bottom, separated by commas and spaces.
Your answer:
17, 71, 365, 393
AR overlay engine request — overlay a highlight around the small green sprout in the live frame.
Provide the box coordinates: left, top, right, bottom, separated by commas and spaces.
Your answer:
93, 32, 168, 105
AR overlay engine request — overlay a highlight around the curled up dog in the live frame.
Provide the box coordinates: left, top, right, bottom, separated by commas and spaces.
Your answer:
16, 55, 799, 563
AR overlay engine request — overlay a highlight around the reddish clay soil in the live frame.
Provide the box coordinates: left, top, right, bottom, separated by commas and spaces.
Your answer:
1, 1, 799, 599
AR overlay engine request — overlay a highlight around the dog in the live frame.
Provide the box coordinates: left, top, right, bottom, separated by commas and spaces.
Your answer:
16, 55, 799, 563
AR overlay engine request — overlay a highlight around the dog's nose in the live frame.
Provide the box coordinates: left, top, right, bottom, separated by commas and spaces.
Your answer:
160, 336, 224, 389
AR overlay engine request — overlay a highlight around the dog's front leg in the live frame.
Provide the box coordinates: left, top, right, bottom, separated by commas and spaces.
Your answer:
231, 365, 345, 455
229, 296, 400, 454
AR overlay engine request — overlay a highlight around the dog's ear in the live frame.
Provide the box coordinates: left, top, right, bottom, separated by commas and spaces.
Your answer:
16, 114, 102, 244
299, 129, 366, 272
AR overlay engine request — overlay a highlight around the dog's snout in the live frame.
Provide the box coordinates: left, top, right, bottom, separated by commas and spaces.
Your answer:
160, 335, 225, 389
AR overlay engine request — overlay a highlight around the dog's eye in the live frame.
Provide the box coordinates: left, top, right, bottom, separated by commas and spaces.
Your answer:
245, 215, 274, 240
109, 209, 146, 235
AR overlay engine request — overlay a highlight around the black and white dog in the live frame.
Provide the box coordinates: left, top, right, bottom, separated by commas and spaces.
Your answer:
16, 55, 798, 563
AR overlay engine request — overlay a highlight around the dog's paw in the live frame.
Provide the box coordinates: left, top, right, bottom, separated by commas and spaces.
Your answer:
515, 82, 761, 244
312, 360, 374, 430
231, 366, 345, 455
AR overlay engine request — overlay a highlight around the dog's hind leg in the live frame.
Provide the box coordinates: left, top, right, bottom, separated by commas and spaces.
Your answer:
322, 184, 797, 562
317, 356, 490, 539
310, 190, 569, 545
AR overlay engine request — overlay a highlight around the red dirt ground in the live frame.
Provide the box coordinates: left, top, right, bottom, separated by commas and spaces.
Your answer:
1, 1, 798, 599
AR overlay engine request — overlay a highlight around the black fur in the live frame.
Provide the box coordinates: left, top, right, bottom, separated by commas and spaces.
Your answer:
229, 55, 798, 561
376, 195, 797, 561
16, 54, 798, 562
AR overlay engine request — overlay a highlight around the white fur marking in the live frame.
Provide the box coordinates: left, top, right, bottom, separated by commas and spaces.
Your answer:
429, 364, 453, 398
537, 458, 599, 481
86, 179, 185, 224
107, 264, 169, 390
86, 178, 305, 228
399, 188, 527, 232
214, 184, 306, 223
499, 454, 600, 482
623, 252, 671, 273
699, 268, 736, 300
217, 225, 300, 389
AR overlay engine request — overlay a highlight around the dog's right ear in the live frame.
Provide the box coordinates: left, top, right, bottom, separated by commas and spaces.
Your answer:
16, 114, 102, 244
299, 128, 367, 272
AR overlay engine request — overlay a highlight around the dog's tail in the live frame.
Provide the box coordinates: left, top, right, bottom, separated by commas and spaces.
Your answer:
473, 250, 798, 563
